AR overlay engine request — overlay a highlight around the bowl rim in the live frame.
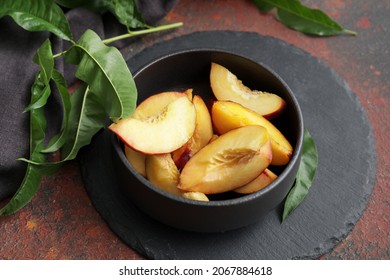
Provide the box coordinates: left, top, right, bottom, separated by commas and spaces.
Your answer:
113, 48, 304, 207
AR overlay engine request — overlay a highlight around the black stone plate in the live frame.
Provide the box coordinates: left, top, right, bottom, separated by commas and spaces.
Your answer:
79, 31, 376, 259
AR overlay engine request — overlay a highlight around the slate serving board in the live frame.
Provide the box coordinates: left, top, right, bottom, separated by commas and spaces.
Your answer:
79, 31, 376, 259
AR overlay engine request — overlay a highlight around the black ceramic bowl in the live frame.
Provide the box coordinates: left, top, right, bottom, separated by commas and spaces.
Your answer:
111, 49, 304, 232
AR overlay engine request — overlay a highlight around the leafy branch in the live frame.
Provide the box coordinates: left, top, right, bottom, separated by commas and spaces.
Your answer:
0, 0, 182, 215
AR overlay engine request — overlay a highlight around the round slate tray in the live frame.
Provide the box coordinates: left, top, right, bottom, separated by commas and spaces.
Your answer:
79, 31, 376, 259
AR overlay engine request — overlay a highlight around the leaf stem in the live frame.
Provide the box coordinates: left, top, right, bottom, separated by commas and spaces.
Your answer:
52, 22, 183, 58
102, 22, 183, 45
53, 50, 68, 59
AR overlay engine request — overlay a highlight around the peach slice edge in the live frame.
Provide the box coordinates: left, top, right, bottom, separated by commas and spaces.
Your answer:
210, 62, 286, 119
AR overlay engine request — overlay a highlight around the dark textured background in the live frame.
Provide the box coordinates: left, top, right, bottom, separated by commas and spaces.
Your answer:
0, 0, 388, 259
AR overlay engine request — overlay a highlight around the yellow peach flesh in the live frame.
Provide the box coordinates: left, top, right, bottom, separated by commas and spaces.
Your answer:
145, 154, 183, 196
182, 192, 209, 202
109, 96, 196, 154
212, 100, 293, 166
234, 168, 277, 194
172, 95, 213, 169
210, 62, 286, 119
124, 145, 146, 177
178, 125, 272, 194
132, 90, 192, 119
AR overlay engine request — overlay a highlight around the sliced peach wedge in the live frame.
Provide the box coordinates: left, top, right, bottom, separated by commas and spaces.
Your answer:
182, 192, 209, 202
131, 89, 192, 119
124, 145, 146, 177
145, 153, 210, 201
172, 95, 213, 169
109, 94, 196, 154
178, 125, 272, 194
145, 153, 183, 196
234, 168, 277, 194
212, 100, 293, 166
210, 62, 286, 119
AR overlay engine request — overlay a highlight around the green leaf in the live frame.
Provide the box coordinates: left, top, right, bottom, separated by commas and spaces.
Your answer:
33, 39, 54, 84
21, 81, 108, 164
282, 129, 318, 222
0, 79, 51, 215
41, 70, 72, 153
0, 0, 73, 41
252, 0, 274, 12
0, 163, 59, 216
23, 83, 51, 113
23, 39, 54, 112
22, 29, 137, 167
0, 39, 62, 215
253, 0, 356, 36
103, 0, 146, 29
60, 83, 106, 161
65, 29, 137, 120
19, 82, 107, 163
55, 0, 146, 29
19, 83, 107, 166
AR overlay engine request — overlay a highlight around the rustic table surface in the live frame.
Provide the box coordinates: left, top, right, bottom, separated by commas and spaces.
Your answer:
1, 0, 388, 259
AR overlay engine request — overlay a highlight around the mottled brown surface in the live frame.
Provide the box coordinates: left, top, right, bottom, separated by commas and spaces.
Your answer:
0, 0, 388, 259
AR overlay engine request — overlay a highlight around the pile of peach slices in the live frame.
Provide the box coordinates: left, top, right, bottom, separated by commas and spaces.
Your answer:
109, 63, 293, 202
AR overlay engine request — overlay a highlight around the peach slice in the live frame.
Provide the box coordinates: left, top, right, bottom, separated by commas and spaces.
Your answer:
109, 96, 196, 154
182, 192, 209, 202
131, 89, 192, 119
234, 168, 277, 194
212, 100, 293, 166
172, 95, 213, 169
178, 125, 272, 194
145, 154, 183, 196
124, 145, 146, 177
210, 62, 286, 119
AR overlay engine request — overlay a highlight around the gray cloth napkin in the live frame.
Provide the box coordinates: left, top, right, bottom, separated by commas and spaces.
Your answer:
0, 1, 177, 202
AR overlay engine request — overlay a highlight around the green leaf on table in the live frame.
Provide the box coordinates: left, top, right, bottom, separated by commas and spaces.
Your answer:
0, 0, 73, 41
282, 129, 318, 222
65, 29, 137, 120
253, 0, 356, 36
0, 163, 59, 216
